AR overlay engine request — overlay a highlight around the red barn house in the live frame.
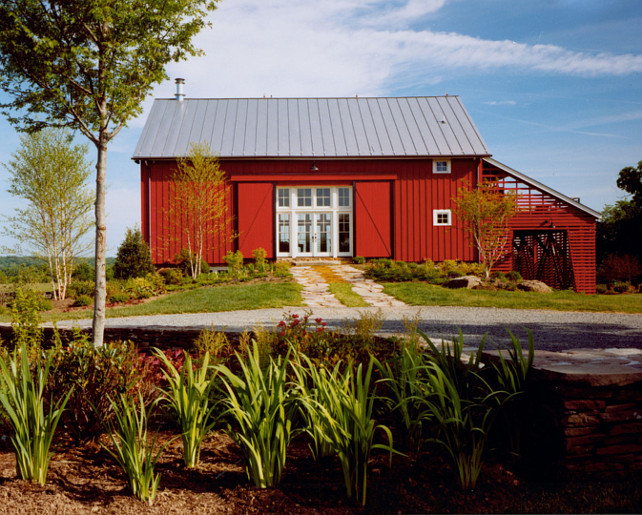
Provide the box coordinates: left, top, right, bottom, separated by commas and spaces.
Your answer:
133, 85, 600, 293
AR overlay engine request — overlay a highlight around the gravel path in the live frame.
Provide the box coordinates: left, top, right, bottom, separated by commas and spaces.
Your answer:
53, 305, 642, 352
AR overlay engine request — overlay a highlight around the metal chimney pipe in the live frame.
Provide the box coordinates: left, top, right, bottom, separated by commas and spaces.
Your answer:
175, 78, 185, 101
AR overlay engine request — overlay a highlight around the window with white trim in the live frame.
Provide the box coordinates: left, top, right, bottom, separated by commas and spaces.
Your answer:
433, 209, 451, 226
433, 159, 451, 174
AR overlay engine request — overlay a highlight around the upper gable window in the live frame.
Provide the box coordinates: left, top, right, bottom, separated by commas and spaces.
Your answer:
433, 160, 451, 174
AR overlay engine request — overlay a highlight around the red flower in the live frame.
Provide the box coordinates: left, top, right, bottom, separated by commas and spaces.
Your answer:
315, 318, 323, 324
292, 313, 299, 318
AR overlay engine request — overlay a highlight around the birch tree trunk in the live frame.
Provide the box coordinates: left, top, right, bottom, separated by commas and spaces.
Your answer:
92, 138, 108, 346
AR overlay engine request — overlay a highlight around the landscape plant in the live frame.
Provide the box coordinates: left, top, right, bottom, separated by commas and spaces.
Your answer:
0, 343, 72, 485
113, 227, 155, 280
2, 129, 93, 300
102, 393, 170, 504
0, 0, 220, 346
166, 144, 233, 279
47, 337, 144, 443
10, 285, 44, 349
155, 349, 219, 468
452, 179, 518, 279
216, 343, 296, 488
295, 354, 396, 506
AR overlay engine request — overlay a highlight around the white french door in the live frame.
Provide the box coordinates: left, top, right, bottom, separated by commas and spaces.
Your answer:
276, 187, 352, 258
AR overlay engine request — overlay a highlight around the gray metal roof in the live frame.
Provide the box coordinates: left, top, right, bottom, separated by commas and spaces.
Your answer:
484, 158, 601, 219
133, 96, 490, 159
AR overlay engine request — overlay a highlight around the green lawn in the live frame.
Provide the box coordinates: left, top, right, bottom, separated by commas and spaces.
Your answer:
3, 282, 303, 323
328, 283, 369, 307
383, 282, 642, 313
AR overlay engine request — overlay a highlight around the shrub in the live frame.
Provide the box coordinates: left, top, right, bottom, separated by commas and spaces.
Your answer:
193, 328, 230, 360
506, 271, 523, 283
596, 284, 608, 294
160, 268, 183, 285
224, 250, 244, 275
114, 227, 155, 280
599, 254, 642, 284
613, 281, 632, 293
273, 260, 291, 278
72, 261, 94, 282
175, 249, 210, 279
122, 274, 166, 300
252, 247, 267, 272
73, 294, 92, 307
68, 280, 94, 299
353, 256, 366, 264
108, 292, 130, 304
11, 286, 44, 348
490, 271, 507, 282
47, 337, 145, 443
0, 343, 72, 485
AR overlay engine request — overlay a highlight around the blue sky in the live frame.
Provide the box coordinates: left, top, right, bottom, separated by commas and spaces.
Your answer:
1, 0, 641, 255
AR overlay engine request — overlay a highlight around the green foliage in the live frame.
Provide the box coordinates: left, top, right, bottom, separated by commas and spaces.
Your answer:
0, 344, 72, 485
155, 350, 219, 468
224, 250, 244, 275
272, 260, 291, 278
122, 274, 166, 300
353, 256, 366, 264
252, 248, 267, 272
47, 338, 144, 443
2, 129, 93, 301
67, 280, 94, 299
217, 343, 296, 488
102, 393, 169, 503
11, 286, 44, 348
108, 292, 131, 304
73, 294, 92, 307
72, 261, 94, 282
506, 271, 523, 283
193, 328, 230, 359
114, 227, 155, 280
160, 268, 183, 286
175, 249, 210, 279
293, 354, 395, 506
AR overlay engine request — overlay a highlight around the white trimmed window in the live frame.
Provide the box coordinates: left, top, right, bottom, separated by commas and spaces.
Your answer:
433, 209, 451, 226
433, 159, 451, 174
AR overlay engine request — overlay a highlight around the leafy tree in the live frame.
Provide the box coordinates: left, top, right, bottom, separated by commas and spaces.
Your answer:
114, 227, 155, 280
0, 0, 219, 346
166, 142, 233, 279
597, 161, 642, 266
3, 129, 93, 300
452, 180, 518, 279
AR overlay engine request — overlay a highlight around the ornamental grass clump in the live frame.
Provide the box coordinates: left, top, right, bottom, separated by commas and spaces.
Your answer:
294, 353, 396, 506
0, 343, 71, 485
155, 349, 219, 468
102, 393, 170, 504
216, 342, 296, 488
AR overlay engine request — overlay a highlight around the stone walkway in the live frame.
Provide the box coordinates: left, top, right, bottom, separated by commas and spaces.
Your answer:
289, 264, 406, 308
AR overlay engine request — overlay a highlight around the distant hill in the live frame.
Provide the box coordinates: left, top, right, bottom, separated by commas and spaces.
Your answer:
0, 256, 116, 271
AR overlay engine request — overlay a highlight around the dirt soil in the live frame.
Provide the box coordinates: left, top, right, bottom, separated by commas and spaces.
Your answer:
0, 431, 640, 514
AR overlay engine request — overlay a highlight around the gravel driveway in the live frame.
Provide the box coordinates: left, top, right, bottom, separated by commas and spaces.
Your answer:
54, 305, 642, 351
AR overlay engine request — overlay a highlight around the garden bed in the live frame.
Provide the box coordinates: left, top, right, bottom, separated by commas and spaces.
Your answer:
0, 430, 639, 514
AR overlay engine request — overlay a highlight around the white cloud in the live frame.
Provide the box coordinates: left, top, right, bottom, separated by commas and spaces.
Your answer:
149, 0, 642, 104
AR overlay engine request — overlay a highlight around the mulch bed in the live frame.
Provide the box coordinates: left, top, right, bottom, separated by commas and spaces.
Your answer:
0, 431, 640, 514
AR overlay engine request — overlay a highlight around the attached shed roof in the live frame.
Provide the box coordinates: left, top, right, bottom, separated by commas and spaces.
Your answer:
133, 96, 490, 160
484, 157, 601, 219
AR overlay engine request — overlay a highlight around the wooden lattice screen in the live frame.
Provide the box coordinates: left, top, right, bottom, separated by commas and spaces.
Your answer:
513, 230, 575, 289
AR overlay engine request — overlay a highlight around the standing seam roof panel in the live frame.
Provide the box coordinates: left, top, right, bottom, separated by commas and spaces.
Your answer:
132, 97, 490, 159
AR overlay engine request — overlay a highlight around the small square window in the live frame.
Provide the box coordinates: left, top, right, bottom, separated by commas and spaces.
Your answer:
433, 209, 451, 226
316, 188, 331, 207
278, 188, 290, 208
297, 188, 312, 207
433, 160, 451, 174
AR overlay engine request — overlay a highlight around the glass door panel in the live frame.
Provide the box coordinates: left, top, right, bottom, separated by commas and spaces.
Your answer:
315, 213, 331, 255
278, 214, 290, 253
338, 213, 351, 254
297, 213, 312, 254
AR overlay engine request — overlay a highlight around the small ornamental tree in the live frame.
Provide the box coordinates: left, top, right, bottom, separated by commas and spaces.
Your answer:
114, 228, 155, 280
166, 143, 233, 279
452, 180, 518, 279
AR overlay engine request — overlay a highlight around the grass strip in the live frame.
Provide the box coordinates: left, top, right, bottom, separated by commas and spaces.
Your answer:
383, 282, 642, 313
329, 283, 369, 307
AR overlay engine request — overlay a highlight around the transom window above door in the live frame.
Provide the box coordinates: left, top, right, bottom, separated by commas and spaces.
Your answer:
277, 187, 352, 210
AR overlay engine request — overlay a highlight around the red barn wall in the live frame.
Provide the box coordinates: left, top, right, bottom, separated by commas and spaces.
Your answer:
140, 157, 596, 293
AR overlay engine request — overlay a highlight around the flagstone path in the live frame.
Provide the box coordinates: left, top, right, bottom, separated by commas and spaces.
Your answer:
289, 264, 407, 308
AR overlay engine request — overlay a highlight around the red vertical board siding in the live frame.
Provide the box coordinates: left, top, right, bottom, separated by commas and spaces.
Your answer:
237, 182, 274, 259
354, 181, 392, 257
